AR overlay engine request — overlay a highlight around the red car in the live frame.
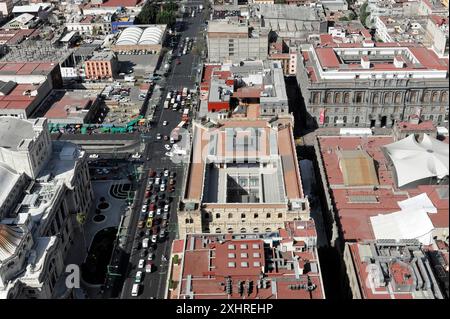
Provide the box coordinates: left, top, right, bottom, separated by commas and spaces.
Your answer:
148, 169, 156, 177
145, 191, 151, 198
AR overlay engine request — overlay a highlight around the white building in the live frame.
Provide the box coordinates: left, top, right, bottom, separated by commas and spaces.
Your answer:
0, 117, 93, 299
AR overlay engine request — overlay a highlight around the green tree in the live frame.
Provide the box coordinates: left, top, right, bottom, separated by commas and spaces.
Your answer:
360, 2, 370, 27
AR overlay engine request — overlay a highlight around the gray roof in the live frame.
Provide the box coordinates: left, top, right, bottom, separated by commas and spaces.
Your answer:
0, 81, 17, 96
0, 117, 35, 151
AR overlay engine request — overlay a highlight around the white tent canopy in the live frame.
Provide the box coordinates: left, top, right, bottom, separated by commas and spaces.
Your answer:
370, 209, 434, 245
383, 134, 449, 187
398, 193, 437, 214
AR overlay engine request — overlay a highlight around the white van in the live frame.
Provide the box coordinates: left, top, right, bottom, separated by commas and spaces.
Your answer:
131, 284, 140, 297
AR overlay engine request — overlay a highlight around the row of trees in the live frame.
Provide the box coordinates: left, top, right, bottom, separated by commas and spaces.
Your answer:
134, 1, 179, 26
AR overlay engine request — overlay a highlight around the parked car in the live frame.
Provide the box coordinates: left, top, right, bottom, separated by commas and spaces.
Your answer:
164, 169, 169, 177
164, 204, 170, 212
151, 235, 157, 243
140, 249, 147, 258
142, 238, 149, 248
138, 259, 145, 269
160, 184, 166, 192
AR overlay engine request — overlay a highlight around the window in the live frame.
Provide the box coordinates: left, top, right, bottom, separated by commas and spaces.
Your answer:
241, 213, 246, 219
240, 228, 247, 233
253, 252, 261, 258
335, 92, 341, 104
228, 262, 236, 268
240, 262, 249, 268
228, 253, 236, 258
228, 213, 233, 218
265, 227, 272, 233
266, 213, 271, 218
240, 252, 248, 258
356, 92, 363, 103
343, 93, 350, 103
254, 213, 258, 218
253, 227, 259, 233
334, 108, 339, 113
432, 92, 439, 103
240, 244, 247, 249
278, 213, 283, 218
215, 228, 222, 233
228, 244, 235, 250
215, 213, 221, 219
253, 261, 261, 267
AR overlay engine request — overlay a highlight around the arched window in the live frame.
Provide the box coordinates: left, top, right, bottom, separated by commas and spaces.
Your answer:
438, 115, 443, 123
335, 92, 341, 104
343, 93, 350, 103
253, 227, 259, 233
227, 227, 233, 234
429, 115, 434, 121
441, 92, 448, 103
185, 218, 190, 224
343, 116, 347, 124
373, 93, 379, 104
324, 116, 329, 124
355, 116, 360, 124
240, 228, 247, 233
432, 92, 439, 103
334, 116, 338, 124
325, 92, 332, 103
312, 92, 320, 104
395, 92, 402, 104
384, 92, 391, 103
215, 213, 221, 219
215, 228, 222, 233
423, 91, 430, 102
265, 227, 272, 233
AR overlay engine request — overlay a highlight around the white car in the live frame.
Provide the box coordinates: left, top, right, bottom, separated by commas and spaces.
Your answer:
160, 184, 166, 192
151, 235, 157, 243
163, 121, 168, 126
89, 154, 99, 159
145, 263, 153, 273
164, 144, 171, 151
141, 205, 148, 213
164, 169, 169, 177
138, 259, 145, 269
164, 204, 170, 212
131, 153, 141, 159
156, 133, 162, 140
156, 208, 162, 216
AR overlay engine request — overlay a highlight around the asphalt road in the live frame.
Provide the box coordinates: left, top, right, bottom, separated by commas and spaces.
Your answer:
120, 4, 205, 299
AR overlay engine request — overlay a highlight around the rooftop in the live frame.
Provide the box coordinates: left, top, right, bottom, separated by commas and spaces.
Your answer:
317, 134, 449, 242
347, 240, 447, 299
173, 220, 324, 299
184, 120, 304, 205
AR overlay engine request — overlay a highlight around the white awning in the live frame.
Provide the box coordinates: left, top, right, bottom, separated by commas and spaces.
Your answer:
398, 193, 437, 214
370, 209, 434, 245
383, 134, 449, 187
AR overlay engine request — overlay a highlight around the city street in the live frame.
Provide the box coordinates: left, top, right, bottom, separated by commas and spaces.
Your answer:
120, 3, 206, 299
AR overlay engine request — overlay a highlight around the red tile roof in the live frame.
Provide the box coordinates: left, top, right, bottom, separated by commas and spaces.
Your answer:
318, 135, 449, 241
315, 47, 340, 68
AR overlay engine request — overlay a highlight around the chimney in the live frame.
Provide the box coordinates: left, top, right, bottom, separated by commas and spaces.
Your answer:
361, 56, 370, 69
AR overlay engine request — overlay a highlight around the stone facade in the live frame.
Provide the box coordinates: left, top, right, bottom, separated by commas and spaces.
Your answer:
297, 56, 449, 128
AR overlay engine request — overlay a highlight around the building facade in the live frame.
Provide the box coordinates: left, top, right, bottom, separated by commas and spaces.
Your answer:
207, 20, 269, 63
297, 42, 449, 128
84, 51, 118, 80
0, 117, 93, 299
177, 119, 310, 238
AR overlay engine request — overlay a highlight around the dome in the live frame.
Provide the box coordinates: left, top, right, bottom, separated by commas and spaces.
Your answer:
0, 224, 24, 262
